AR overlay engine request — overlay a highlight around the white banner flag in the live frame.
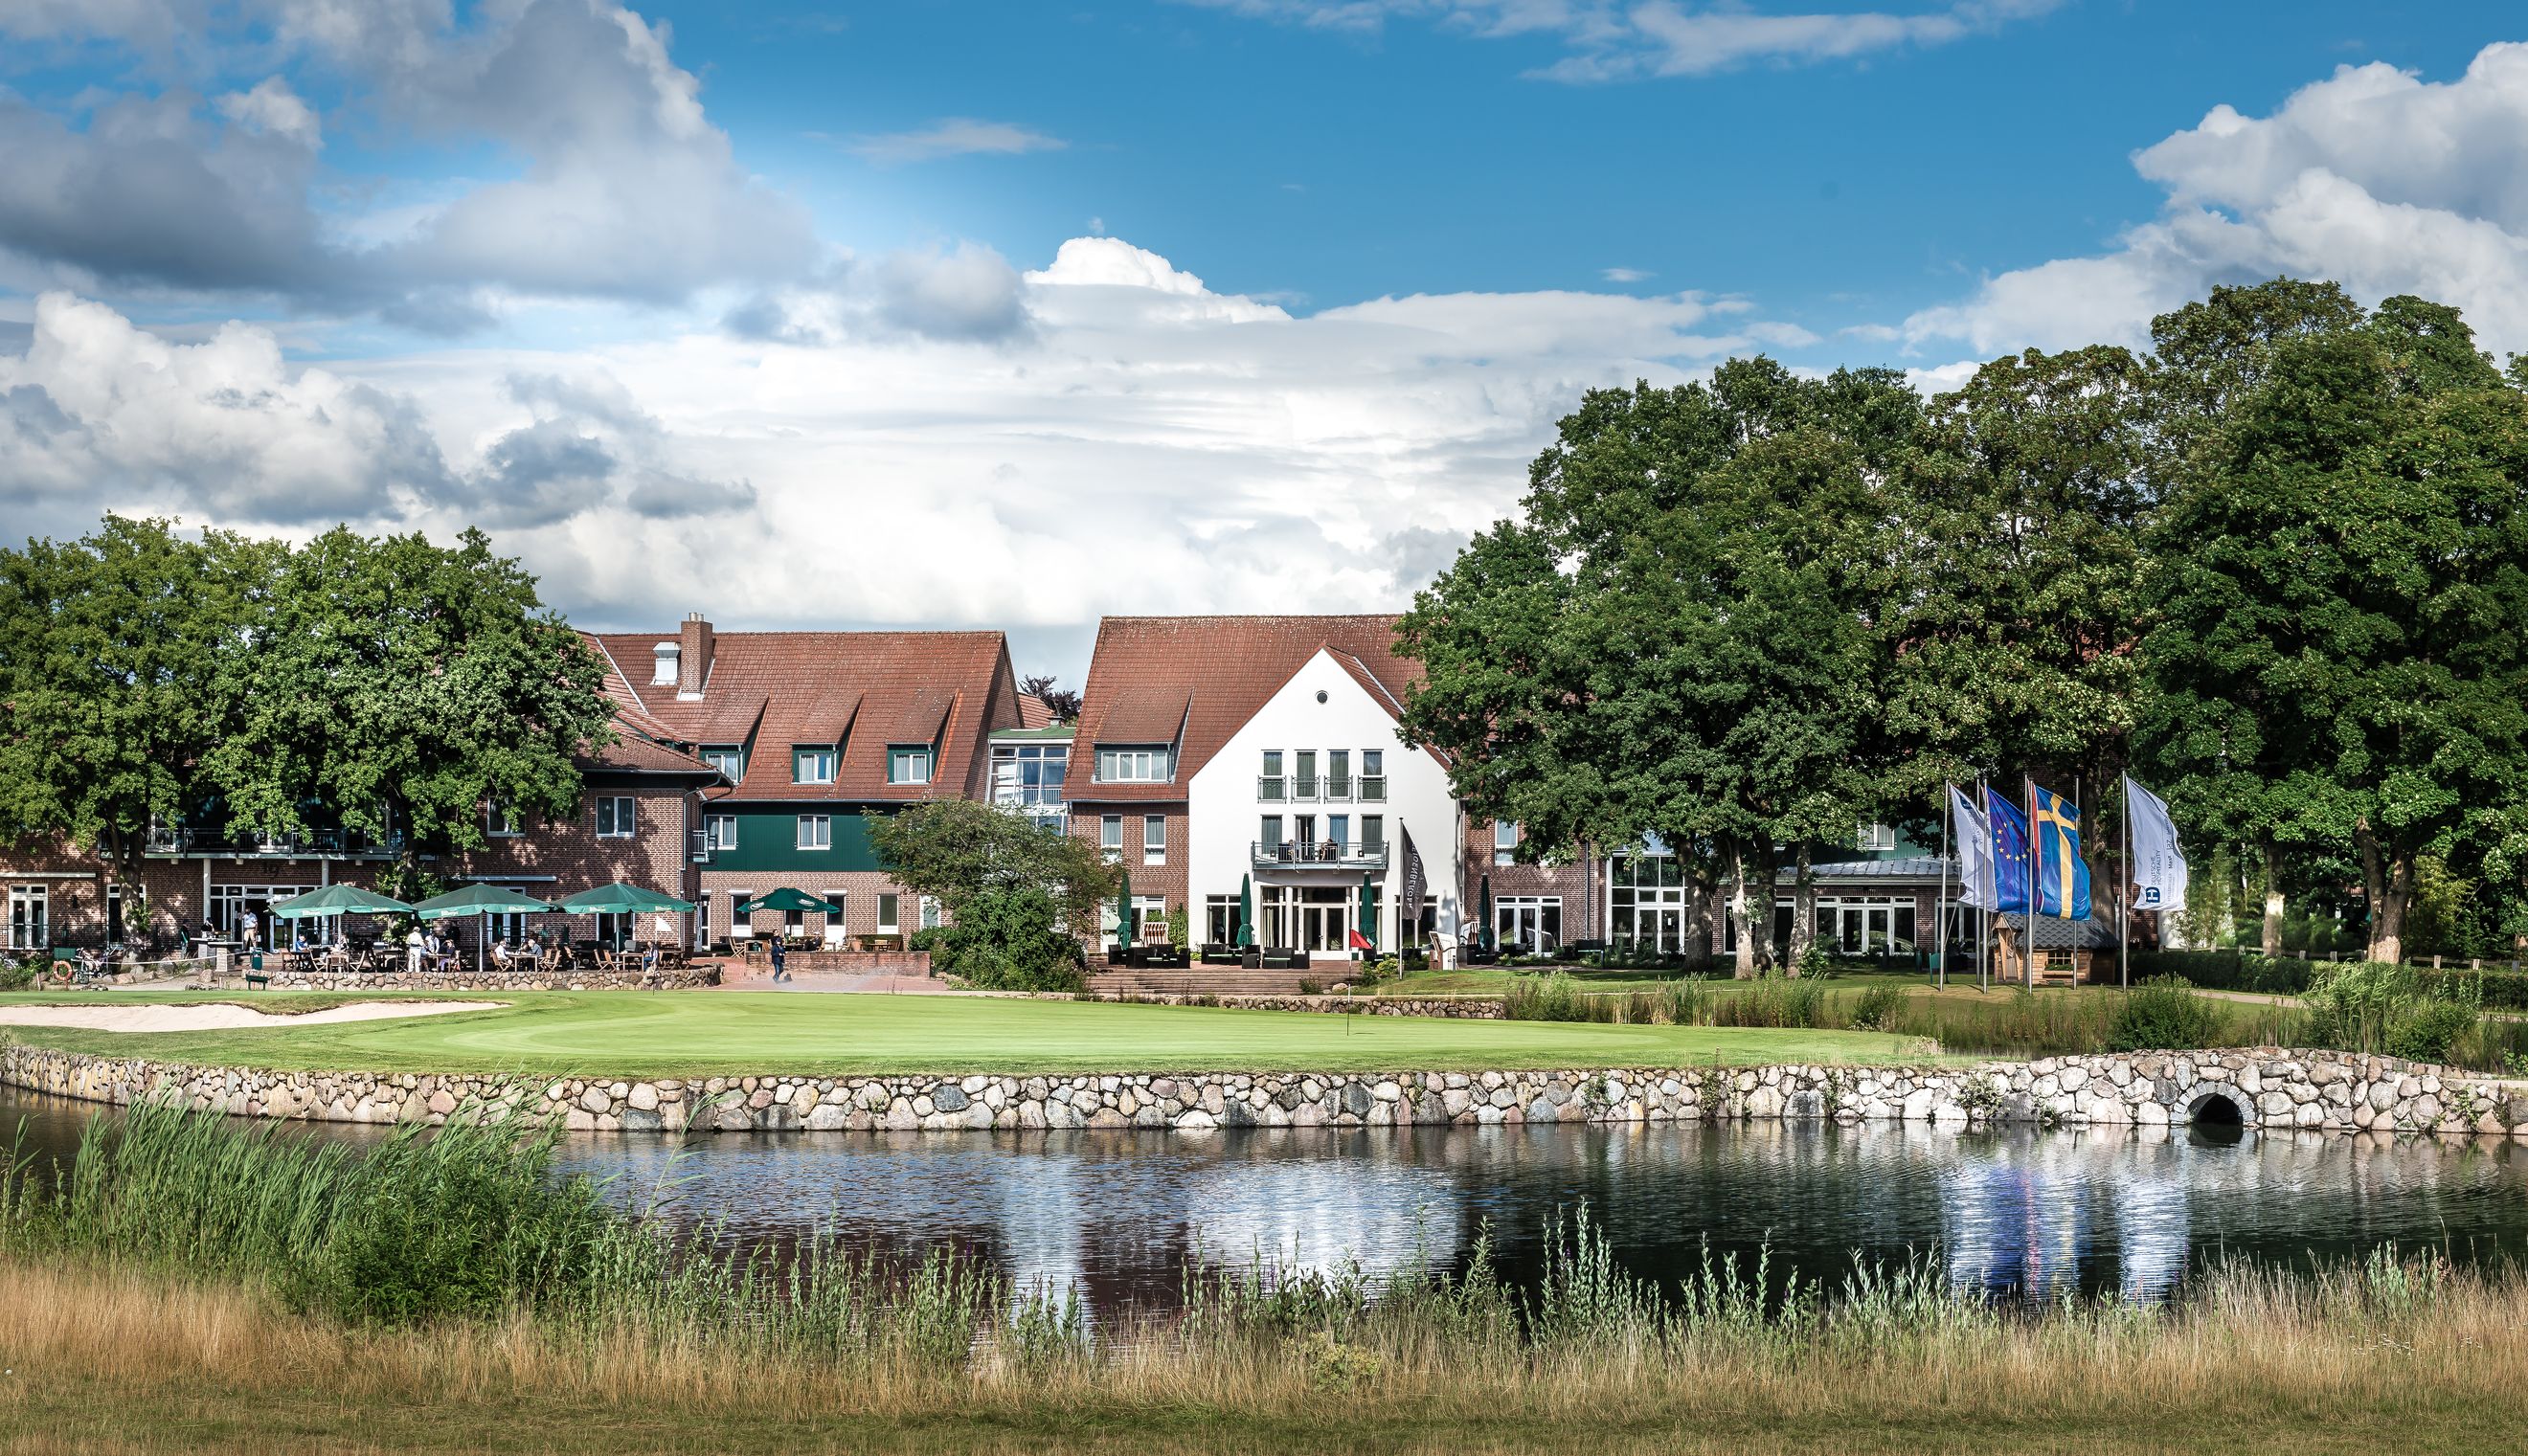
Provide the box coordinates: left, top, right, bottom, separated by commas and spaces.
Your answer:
2124, 775, 2190, 913
1948, 783, 1997, 910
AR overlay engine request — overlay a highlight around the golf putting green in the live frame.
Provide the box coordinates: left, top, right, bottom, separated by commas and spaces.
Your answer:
0, 990, 1934, 1079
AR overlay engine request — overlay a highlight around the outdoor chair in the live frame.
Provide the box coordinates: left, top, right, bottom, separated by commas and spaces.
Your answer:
1241, 948, 1262, 969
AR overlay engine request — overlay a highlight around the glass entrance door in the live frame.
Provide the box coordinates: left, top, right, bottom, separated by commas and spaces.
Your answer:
1298, 887, 1349, 955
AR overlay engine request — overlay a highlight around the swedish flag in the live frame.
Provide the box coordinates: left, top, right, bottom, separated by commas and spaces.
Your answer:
2029, 784, 2091, 922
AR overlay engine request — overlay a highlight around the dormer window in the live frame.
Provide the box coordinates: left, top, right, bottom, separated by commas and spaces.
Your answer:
1095, 746, 1170, 783
793, 747, 836, 785
887, 746, 934, 785
651, 642, 680, 686
700, 746, 743, 782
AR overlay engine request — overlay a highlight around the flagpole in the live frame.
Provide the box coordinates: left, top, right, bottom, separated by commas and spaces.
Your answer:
1976, 774, 1990, 994
2074, 773, 2083, 988
2023, 774, 2039, 990
1936, 782, 1952, 991
2118, 774, 2132, 991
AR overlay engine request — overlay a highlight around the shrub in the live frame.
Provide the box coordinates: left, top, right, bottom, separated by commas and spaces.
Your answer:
2388, 998, 2480, 1064
918, 885, 1086, 994
2107, 977, 2220, 1052
1848, 983, 1906, 1033
0, 958, 34, 992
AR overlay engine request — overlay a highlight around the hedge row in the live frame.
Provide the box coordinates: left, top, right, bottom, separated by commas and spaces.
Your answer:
2125, 949, 2528, 1010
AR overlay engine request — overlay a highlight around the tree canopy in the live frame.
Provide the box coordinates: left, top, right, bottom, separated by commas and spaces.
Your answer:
0, 519, 617, 933
868, 797, 1117, 992
1402, 278, 2528, 967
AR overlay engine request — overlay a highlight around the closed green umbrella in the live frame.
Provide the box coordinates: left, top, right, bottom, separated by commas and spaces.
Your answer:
1115, 869, 1133, 948
1358, 872, 1379, 957
1235, 873, 1254, 950
1478, 873, 1494, 954
410, 884, 558, 972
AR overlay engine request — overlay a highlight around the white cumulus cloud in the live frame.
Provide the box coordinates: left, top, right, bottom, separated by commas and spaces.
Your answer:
1905, 42, 2528, 359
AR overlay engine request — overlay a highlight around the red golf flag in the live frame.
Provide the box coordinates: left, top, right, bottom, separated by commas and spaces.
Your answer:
1348, 929, 1374, 952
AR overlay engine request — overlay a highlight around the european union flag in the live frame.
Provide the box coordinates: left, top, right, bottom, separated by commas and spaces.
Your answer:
1983, 787, 2030, 916
2030, 784, 2091, 922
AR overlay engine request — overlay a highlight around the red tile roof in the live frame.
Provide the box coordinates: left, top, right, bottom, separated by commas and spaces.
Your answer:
1015, 692, 1057, 729
1070, 616, 1419, 802
585, 628, 1019, 802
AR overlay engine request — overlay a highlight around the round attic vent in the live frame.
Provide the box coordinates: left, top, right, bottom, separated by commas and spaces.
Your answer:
1316, 689, 1328, 704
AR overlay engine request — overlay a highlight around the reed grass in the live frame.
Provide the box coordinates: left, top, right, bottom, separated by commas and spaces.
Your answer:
7, 1101, 2528, 1453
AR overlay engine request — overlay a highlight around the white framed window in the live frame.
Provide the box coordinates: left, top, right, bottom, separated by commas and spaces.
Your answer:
1493, 819, 1518, 866
1362, 815, 1384, 852
793, 747, 836, 785
1095, 746, 1170, 782
1101, 814, 1122, 862
877, 893, 901, 934
727, 888, 753, 939
888, 746, 934, 784
919, 895, 943, 930
1143, 815, 1166, 865
5, 885, 47, 951
1360, 749, 1387, 801
1260, 814, 1284, 849
700, 746, 743, 781
821, 890, 847, 944
1857, 822, 1897, 853
797, 814, 831, 851
991, 742, 1068, 808
706, 814, 737, 850
596, 796, 635, 838
486, 799, 522, 837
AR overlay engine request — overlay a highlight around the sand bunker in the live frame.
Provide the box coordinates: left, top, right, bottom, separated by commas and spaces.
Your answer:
0, 1000, 502, 1033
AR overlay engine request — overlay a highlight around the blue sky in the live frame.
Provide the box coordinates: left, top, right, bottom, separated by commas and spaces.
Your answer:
5, 2, 2528, 680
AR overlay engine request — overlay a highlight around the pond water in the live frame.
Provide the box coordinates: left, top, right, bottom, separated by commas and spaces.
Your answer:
9, 1086, 2525, 1313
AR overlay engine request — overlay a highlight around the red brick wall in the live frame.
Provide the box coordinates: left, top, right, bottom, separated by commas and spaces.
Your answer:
1457, 819, 1597, 941
1067, 804, 1187, 937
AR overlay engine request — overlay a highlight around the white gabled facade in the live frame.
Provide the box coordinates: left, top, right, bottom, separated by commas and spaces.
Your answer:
1187, 648, 1463, 961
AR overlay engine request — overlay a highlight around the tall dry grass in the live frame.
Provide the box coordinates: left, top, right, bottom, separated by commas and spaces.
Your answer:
6, 1245, 2528, 1455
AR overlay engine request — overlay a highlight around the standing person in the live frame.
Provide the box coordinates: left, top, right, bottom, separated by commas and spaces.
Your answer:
405, 923, 424, 974
769, 936, 789, 984
239, 907, 260, 953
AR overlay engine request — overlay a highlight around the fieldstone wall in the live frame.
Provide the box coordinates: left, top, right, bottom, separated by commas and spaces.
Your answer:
1077, 994, 1504, 1019
235, 967, 720, 992
4, 1042, 2523, 1136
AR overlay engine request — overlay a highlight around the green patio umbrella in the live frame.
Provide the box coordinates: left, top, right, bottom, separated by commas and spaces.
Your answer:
410, 884, 559, 972
1114, 869, 1134, 948
268, 885, 410, 918
1478, 873, 1494, 954
1357, 872, 1377, 957
732, 887, 842, 915
732, 887, 843, 950
560, 883, 697, 915
561, 882, 697, 951
1235, 873, 1254, 950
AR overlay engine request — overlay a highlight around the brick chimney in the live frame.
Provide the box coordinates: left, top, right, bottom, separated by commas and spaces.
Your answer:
677, 613, 712, 699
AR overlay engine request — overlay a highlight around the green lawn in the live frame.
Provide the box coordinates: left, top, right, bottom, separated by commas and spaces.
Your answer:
1378, 965, 1935, 997
0, 989, 1934, 1079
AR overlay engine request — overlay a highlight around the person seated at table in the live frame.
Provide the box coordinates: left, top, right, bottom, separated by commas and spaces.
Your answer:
290, 926, 309, 954
490, 939, 514, 970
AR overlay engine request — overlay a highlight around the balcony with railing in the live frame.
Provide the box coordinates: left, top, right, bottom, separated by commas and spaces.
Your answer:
144, 825, 406, 859
688, 828, 712, 863
1252, 839, 1389, 869
1256, 774, 1385, 803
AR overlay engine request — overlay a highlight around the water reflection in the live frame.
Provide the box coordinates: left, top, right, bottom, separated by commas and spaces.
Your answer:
8, 1086, 2524, 1315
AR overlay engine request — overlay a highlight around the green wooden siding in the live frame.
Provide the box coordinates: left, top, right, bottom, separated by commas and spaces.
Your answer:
702, 808, 891, 874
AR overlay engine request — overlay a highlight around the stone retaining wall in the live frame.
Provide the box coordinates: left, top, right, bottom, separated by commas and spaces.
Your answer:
235, 967, 721, 992
1078, 994, 1504, 1019
7, 1042, 2524, 1137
